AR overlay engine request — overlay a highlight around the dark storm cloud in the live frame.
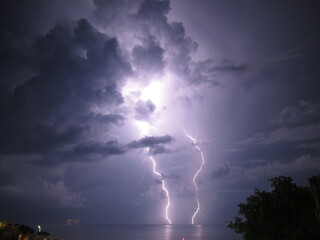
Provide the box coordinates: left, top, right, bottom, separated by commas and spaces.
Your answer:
0, 125, 85, 155
233, 156, 320, 182
0, 178, 85, 208
298, 142, 320, 150
134, 0, 198, 79
189, 59, 248, 85
0, 18, 131, 165
1, 0, 318, 226
0, 28, 36, 88
0, 168, 17, 187
243, 156, 320, 180
211, 59, 248, 73
0, 0, 199, 220
210, 155, 320, 185
132, 36, 165, 73
35, 145, 121, 168
93, 113, 125, 126
63, 140, 126, 162
128, 135, 175, 156
237, 101, 320, 147
127, 135, 173, 149
3, 0, 94, 34
132, 0, 248, 86
243, 33, 320, 96
93, 0, 140, 26
134, 100, 156, 120
271, 101, 320, 127
136, 0, 171, 19
94, 0, 125, 23
238, 124, 320, 146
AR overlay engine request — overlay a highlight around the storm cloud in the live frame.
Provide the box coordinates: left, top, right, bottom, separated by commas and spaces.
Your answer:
0, 17, 130, 161
134, 100, 156, 120
0, 0, 319, 227
127, 135, 173, 149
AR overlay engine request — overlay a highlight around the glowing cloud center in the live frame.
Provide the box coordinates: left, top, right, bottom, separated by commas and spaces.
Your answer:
182, 128, 205, 224
123, 78, 172, 224
140, 81, 163, 106
122, 79, 165, 107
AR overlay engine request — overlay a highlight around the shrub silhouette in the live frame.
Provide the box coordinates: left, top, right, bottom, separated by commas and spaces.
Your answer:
227, 176, 320, 240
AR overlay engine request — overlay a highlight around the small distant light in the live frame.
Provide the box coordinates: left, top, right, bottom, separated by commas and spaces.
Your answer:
38, 225, 41, 232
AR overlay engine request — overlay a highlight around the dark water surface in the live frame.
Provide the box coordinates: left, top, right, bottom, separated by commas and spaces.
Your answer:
46, 224, 240, 240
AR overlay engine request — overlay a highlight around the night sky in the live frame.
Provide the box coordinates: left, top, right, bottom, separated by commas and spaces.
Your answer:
1, 0, 320, 225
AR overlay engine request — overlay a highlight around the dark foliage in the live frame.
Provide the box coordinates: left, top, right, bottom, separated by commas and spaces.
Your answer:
227, 176, 320, 240
309, 175, 320, 225
37, 231, 50, 237
0, 221, 53, 240
16, 223, 35, 235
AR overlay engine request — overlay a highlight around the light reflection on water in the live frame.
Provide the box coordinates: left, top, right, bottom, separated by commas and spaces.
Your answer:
163, 224, 204, 240
46, 224, 240, 240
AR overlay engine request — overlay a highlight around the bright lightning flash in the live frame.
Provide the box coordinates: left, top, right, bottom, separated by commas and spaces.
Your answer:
123, 77, 172, 224
182, 128, 205, 224
149, 153, 172, 224
135, 123, 172, 224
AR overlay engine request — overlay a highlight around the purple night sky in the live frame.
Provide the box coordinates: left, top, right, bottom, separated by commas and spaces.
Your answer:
0, 0, 319, 226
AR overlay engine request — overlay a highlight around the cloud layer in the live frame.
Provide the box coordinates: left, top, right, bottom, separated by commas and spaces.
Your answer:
0, 0, 319, 225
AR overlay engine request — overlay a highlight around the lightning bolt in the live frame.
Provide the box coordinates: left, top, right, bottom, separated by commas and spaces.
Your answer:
181, 128, 205, 224
136, 121, 172, 224
149, 153, 172, 224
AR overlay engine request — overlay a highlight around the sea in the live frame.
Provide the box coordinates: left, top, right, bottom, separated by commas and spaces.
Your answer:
45, 224, 241, 240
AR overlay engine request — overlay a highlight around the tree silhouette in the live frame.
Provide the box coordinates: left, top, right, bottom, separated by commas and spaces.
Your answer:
308, 175, 320, 225
0, 221, 18, 240
227, 176, 320, 240
16, 223, 35, 235
37, 231, 50, 239
0, 222, 54, 240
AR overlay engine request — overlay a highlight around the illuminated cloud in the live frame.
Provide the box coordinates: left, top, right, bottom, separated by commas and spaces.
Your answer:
0, 0, 319, 226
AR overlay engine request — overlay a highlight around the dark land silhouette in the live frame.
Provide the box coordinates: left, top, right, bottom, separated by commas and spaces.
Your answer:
228, 175, 320, 240
0, 221, 58, 240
